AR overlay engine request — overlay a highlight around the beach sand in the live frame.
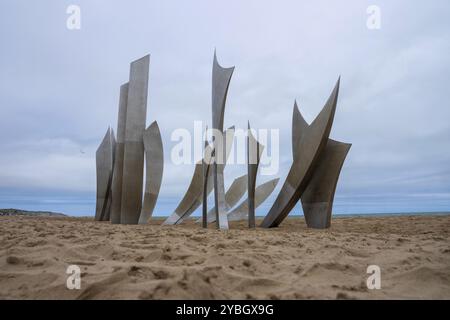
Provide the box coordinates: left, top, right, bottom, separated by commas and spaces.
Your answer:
0, 215, 449, 299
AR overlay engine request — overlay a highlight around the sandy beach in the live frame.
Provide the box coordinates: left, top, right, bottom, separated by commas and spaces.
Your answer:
0, 215, 449, 299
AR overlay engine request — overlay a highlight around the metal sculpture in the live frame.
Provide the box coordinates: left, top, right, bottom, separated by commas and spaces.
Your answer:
202, 137, 214, 228
197, 174, 247, 224
211, 52, 234, 230
95, 127, 116, 221
93, 53, 350, 231
163, 127, 235, 225
163, 143, 214, 225
247, 123, 264, 228
292, 102, 351, 229
138, 121, 164, 224
260, 78, 341, 228
110, 83, 128, 224
120, 55, 150, 224
228, 178, 280, 222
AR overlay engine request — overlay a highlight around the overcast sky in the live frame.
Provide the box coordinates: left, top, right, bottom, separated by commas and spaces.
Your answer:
0, 0, 449, 216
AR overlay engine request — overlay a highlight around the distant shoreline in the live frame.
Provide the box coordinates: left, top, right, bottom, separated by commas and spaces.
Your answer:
0, 208, 67, 217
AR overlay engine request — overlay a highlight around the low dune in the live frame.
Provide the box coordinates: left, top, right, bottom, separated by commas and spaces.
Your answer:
0, 215, 449, 299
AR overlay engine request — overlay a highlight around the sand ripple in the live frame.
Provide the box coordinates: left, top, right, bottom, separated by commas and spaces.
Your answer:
0, 215, 449, 299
